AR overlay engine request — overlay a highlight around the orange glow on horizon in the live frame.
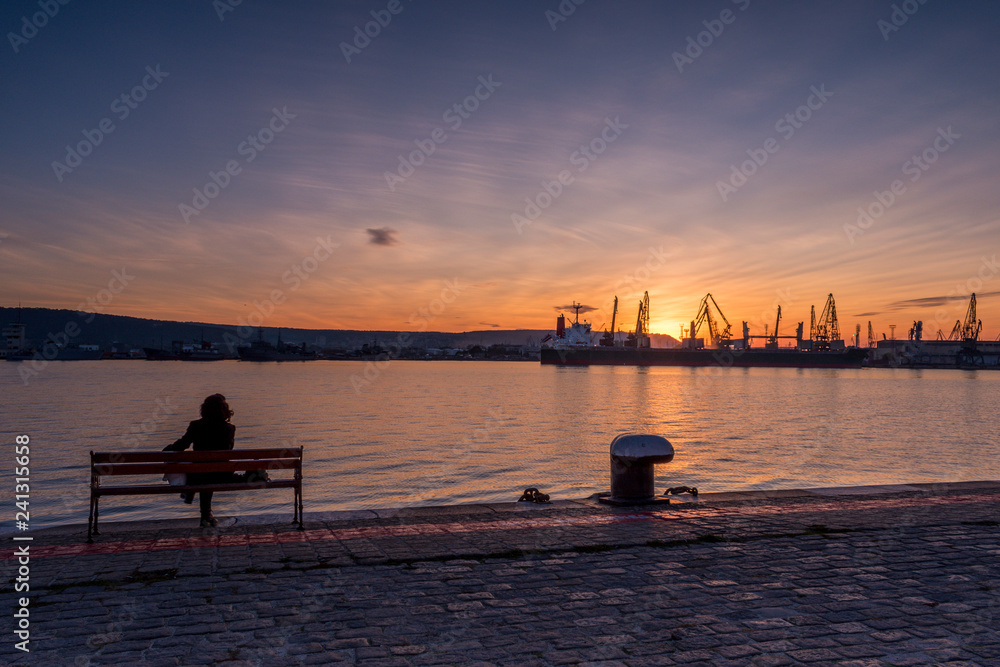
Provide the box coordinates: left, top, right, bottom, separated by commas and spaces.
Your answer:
17, 294, 995, 345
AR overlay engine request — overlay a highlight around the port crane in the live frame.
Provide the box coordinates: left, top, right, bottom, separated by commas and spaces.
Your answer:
908, 321, 923, 342
690, 293, 732, 348
624, 292, 650, 348
960, 293, 982, 342
812, 293, 841, 350
747, 305, 805, 349
947, 320, 962, 341
867, 321, 875, 348
600, 296, 618, 346
941, 296, 983, 342
765, 306, 781, 349
957, 293, 985, 367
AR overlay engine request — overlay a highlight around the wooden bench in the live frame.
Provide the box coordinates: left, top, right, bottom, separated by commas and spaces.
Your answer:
88, 447, 303, 542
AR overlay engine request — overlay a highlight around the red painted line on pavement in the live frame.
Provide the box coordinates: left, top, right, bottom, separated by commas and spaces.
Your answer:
695, 493, 1000, 517
6, 493, 998, 561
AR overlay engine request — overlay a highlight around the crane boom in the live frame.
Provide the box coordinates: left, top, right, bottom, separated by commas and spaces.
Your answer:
610, 296, 617, 337
765, 306, 781, 349
692, 293, 732, 348
600, 296, 618, 346
639, 291, 649, 340
624, 292, 650, 348
949, 320, 962, 341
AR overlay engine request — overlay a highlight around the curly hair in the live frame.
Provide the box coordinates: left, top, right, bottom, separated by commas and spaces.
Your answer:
200, 393, 234, 422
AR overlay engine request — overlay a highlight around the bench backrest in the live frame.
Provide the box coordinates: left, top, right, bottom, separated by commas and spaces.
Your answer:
91, 448, 302, 477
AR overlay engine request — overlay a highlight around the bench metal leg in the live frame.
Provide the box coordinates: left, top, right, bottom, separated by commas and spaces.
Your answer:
87, 494, 95, 543
88, 495, 100, 542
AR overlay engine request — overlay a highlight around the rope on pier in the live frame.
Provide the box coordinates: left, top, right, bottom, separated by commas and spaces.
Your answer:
518, 487, 551, 503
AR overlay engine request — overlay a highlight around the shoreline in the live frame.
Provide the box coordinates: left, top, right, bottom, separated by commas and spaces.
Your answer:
14, 480, 1000, 541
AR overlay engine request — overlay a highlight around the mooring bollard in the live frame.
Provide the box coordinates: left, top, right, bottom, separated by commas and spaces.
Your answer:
603, 433, 674, 505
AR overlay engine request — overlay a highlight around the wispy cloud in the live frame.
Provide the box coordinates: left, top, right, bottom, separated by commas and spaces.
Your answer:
1, 2, 999, 335
883, 290, 1000, 311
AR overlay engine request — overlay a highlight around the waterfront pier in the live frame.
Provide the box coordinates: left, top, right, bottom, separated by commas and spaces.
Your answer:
3, 482, 999, 665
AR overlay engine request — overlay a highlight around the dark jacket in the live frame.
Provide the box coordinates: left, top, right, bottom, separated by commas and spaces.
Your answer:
163, 418, 236, 484
164, 418, 235, 452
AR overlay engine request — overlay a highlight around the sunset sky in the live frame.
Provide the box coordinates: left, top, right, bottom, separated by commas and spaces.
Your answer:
2, 1, 999, 340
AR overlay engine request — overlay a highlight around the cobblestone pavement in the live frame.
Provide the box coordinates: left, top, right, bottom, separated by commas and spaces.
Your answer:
3, 482, 999, 665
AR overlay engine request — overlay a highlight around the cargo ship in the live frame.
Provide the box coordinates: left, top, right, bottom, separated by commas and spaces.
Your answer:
541, 294, 869, 369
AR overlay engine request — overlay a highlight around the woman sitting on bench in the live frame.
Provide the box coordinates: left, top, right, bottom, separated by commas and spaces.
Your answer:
163, 393, 235, 527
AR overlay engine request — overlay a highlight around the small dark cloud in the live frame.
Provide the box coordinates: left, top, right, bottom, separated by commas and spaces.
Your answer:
479, 322, 501, 328
554, 304, 598, 314
366, 227, 398, 246
854, 312, 881, 317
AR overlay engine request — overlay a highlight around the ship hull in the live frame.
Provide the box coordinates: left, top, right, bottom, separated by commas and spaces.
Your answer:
237, 350, 317, 361
143, 347, 224, 361
540, 346, 869, 368
53, 348, 104, 360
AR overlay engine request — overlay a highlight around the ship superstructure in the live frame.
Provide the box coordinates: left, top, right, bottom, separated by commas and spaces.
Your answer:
547, 302, 592, 349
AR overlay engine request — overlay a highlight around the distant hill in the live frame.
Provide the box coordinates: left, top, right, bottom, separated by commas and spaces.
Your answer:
650, 333, 681, 348
0, 307, 552, 352
0, 307, 679, 352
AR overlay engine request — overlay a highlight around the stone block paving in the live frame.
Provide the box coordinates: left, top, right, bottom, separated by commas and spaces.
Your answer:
2, 483, 999, 665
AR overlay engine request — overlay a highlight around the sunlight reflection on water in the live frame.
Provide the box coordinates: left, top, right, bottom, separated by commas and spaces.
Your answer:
2, 360, 998, 529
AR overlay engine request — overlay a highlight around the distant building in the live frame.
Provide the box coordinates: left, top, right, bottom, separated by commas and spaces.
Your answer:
871, 339, 1000, 368
2, 319, 27, 358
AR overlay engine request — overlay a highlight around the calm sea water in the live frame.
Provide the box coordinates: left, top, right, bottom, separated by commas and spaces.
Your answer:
2, 360, 998, 531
